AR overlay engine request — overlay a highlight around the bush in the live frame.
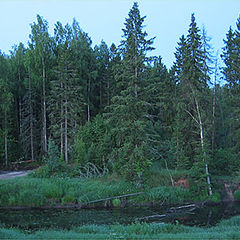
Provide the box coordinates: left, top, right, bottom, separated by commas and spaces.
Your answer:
61, 195, 77, 205
112, 198, 121, 207
234, 190, 240, 201
29, 165, 51, 178
208, 191, 221, 202
189, 161, 209, 198
210, 149, 239, 175
74, 115, 112, 168
44, 139, 61, 172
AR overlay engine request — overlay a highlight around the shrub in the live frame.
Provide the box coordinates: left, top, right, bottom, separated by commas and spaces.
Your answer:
61, 195, 77, 205
210, 149, 239, 175
208, 191, 221, 202
44, 139, 61, 172
234, 190, 240, 201
74, 115, 112, 168
112, 198, 121, 207
29, 165, 51, 178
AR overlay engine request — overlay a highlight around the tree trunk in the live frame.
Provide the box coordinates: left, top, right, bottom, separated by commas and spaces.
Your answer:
4, 110, 8, 166
134, 61, 138, 97
60, 82, 63, 156
87, 78, 91, 122
28, 70, 34, 161
107, 77, 110, 107
19, 97, 22, 138
194, 96, 213, 196
42, 56, 47, 154
212, 58, 218, 153
64, 99, 68, 163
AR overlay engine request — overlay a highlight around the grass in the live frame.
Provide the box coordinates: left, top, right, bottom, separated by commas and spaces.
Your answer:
144, 162, 189, 187
0, 164, 198, 208
0, 176, 140, 207
1, 215, 240, 239
0, 175, 194, 207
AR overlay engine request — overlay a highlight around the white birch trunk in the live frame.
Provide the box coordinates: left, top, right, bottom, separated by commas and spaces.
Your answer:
194, 96, 213, 196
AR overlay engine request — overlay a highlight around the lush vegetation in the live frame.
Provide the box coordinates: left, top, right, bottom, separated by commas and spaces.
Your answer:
0, 170, 196, 207
1, 215, 240, 239
0, 2, 240, 195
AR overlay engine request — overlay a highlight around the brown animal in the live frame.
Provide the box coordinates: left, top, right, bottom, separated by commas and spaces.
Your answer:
174, 177, 190, 188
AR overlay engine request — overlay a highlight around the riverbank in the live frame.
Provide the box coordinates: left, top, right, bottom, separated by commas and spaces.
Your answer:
1, 215, 240, 239
0, 162, 226, 209
0, 175, 197, 208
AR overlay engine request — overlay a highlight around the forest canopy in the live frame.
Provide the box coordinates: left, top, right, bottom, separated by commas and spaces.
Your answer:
0, 3, 239, 185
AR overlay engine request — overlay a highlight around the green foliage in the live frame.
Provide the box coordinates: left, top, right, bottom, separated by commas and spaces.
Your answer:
211, 148, 239, 175
144, 163, 188, 187
0, 4, 240, 186
189, 161, 208, 197
74, 114, 112, 167
112, 198, 121, 207
2, 215, 240, 239
61, 195, 77, 205
44, 139, 61, 172
209, 191, 221, 202
145, 186, 193, 204
234, 190, 240, 201
30, 165, 51, 178
0, 176, 138, 207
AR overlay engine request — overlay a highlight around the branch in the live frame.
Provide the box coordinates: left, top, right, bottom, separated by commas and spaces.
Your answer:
185, 109, 199, 125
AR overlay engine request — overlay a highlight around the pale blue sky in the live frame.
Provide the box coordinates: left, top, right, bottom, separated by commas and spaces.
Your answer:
0, 0, 239, 68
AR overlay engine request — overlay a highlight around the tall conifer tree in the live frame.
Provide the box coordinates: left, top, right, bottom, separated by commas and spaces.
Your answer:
107, 2, 154, 181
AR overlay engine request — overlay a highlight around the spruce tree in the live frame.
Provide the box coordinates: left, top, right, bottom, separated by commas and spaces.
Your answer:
221, 17, 240, 157
49, 21, 86, 163
107, 2, 154, 181
173, 14, 212, 195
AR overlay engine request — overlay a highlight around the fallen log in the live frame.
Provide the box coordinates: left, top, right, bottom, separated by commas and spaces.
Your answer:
138, 203, 198, 221
138, 214, 167, 220
168, 203, 197, 212
12, 160, 35, 165
82, 192, 144, 205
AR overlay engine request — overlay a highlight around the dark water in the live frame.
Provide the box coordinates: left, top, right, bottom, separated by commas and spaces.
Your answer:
0, 202, 240, 231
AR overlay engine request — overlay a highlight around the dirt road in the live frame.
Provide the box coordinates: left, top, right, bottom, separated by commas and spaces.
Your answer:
0, 170, 32, 180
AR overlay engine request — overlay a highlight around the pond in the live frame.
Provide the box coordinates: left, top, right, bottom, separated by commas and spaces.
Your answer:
1, 201, 240, 231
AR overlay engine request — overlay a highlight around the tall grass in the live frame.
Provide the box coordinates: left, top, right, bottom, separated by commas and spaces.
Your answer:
144, 162, 188, 187
1, 215, 240, 239
0, 176, 139, 207
0, 165, 197, 208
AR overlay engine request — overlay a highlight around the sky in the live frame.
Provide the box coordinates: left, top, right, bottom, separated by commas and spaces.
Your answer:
0, 0, 239, 69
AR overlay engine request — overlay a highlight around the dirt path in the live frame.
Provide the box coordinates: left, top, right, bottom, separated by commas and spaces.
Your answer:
0, 170, 32, 180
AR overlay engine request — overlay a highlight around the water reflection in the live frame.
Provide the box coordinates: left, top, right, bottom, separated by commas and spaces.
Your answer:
0, 201, 239, 231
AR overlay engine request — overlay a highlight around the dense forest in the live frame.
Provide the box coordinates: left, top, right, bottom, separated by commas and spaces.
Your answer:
0, 3, 239, 189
